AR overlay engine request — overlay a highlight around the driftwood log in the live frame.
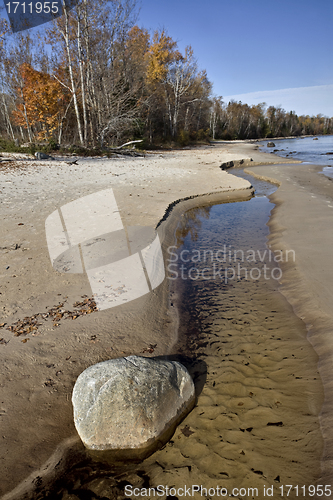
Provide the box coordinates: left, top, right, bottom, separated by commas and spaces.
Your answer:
108, 139, 145, 157
114, 139, 143, 149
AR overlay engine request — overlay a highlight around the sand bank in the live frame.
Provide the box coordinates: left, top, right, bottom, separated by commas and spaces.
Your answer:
244, 160, 333, 483
0, 144, 258, 497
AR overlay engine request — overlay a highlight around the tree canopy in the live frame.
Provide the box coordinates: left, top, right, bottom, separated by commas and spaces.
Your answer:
0, 0, 332, 148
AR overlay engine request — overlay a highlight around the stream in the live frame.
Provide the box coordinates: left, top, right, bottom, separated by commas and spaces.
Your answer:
50, 169, 324, 500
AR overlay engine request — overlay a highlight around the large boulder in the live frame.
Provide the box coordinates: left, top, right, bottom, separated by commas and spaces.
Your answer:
267, 141, 275, 147
72, 355, 195, 461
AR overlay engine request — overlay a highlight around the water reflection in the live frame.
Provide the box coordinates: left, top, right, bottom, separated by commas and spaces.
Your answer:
174, 206, 212, 246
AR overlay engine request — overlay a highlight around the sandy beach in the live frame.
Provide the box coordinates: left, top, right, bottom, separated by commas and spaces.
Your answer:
0, 142, 332, 498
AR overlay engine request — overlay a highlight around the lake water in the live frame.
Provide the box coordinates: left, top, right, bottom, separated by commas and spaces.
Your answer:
259, 135, 333, 179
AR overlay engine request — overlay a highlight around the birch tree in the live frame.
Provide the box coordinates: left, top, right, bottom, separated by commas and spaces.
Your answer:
5, 33, 35, 142
52, 0, 84, 145
164, 46, 198, 137
0, 21, 16, 140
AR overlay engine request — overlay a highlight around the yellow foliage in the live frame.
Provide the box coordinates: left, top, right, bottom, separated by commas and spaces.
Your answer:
13, 63, 69, 140
0, 19, 10, 47
146, 30, 181, 84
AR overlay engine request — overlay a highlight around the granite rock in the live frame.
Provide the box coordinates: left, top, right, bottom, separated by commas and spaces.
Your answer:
72, 355, 195, 458
35, 152, 55, 160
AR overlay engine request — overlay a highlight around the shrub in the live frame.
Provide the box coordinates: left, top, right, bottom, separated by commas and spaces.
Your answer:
0, 138, 21, 153
177, 130, 190, 146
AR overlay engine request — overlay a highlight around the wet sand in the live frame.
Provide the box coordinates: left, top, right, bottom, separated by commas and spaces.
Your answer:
0, 143, 330, 498
43, 181, 324, 500
245, 161, 333, 483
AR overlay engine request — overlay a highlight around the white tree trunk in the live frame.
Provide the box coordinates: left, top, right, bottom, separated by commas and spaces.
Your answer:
1, 93, 15, 140
61, 0, 84, 145
20, 88, 33, 142
77, 6, 87, 144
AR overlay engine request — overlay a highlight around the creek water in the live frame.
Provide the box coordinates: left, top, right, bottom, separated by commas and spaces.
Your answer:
53, 170, 324, 500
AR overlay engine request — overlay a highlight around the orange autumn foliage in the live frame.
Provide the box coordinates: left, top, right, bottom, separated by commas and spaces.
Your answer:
0, 19, 9, 44
126, 26, 150, 70
13, 63, 67, 140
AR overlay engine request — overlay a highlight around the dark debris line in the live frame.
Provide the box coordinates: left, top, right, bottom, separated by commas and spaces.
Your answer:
0, 296, 98, 341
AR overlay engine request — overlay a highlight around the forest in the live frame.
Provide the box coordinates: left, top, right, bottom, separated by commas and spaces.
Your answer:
0, 0, 333, 151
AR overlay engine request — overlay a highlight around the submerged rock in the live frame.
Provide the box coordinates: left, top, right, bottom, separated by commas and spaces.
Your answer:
267, 142, 275, 147
72, 355, 195, 461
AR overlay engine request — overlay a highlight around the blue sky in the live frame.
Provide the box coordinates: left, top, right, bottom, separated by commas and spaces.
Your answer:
138, 0, 333, 116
